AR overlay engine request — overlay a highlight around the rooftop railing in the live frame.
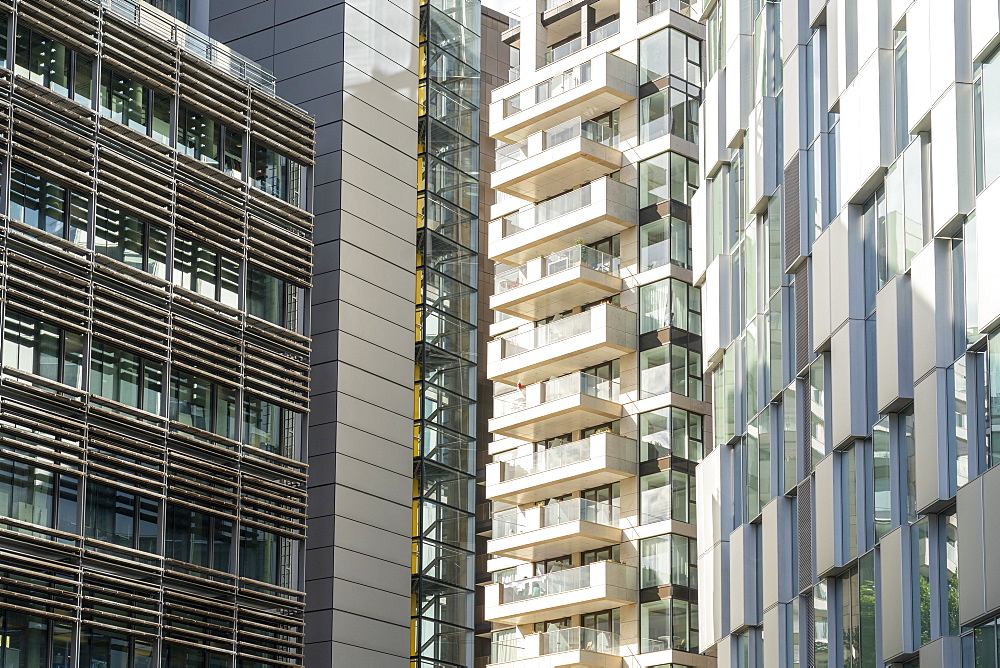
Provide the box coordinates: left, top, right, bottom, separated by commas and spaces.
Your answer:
99, 0, 278, 96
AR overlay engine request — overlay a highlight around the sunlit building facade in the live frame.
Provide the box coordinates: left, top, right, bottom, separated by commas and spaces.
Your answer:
694, 0, 1000, 665
0, 0, 313, 665
481, 1, 711, 667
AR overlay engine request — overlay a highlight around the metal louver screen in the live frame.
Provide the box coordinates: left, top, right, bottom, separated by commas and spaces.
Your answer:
794, 265, 810, 374
797, 477, 813, 593
783, 155, 801, 273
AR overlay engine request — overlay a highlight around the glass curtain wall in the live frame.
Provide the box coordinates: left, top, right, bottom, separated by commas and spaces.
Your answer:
413, 0, 481, 666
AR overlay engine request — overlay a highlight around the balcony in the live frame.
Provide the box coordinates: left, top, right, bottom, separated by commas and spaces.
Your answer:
639, 0, 694, 20
491, 245, 621, 321
486, 432, 635, 504
488, 177, 636, 266
489, 372, 623, 442
489, 627, 623, 668
489, 498, 621, 561
487, 304, 636, 386
484, 560, 636, 625
492, 118, 622, 201
491, 53, 637, 144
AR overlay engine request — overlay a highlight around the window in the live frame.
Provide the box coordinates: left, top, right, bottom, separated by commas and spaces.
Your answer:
80, 628, 153, 668
9, 164, 88, 245
169, 370, 237, 440
84, 480, 158, 553
640, 216, 692, 271
912, 518, 931, 646
174, 236, 240, 307
639, 83, 699, 145
178, 105, 221, 167
91, 341, 164, 414
988, 332, 1000, 469
240, 525, 295, 587
244, 394, 300, 458
14, 25, 71, 97
248, 265, 302, 330
147, 0, 189, 21
838, 554, 875, 668
165, 503, 233, 573
893, 29, 909, 156
640, 599, 698, 653
639, 343, 703, 401
2, 311, 83, 388
639, 27, 700, 86
0, 456, 78, 533
781, 386, 797, 494
640, 406, 704, 462
95, 201, 169, 279
252, 142, 302, 205
706, 0, 726, 79
810, 357, 827, 467
640, 534, 697, 588
163, 644, 230, 668
639, 152, 699, 207
0, 612, 73, 668
746, 409, 771, 520
974, 46, 1000, 192
639, 278, 702, 335
814, 582, 829, 668
872, 418, 891, 542
100, 68, 149, 132
640, 469, 696, 524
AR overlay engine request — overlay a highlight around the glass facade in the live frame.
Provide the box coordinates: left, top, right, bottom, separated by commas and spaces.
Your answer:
0, 4, 312, 666
414, 0, 480, 665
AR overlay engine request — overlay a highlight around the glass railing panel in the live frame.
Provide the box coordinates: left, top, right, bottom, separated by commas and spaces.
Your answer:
540, 498, 619, 528
500, 437, 592, 481
588, 19, 620, 44
540, 627, 620, 656
498, 184, 593, 238
544, 245, 620, 278
500, 310, 592, 356
494, 391, 527, 418
494, 264, 529, 293
500, 564, 591, 603
545, 36, 584, 64
544, 371, 619, 403
493, 508, 523, 539
496, 141, 529, 168
641, 0, 693, 19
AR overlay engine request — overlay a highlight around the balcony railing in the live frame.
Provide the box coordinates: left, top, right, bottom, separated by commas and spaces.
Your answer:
498, 309, 595, 357
503, 61, 593, 118
494, 245, 619, 295
495, 117, 619, 169
493, 498, 619, 539
497, 436, 594, 481
540, 626, 620, 656
589, 19, 620, 44
98, 0, 278, 96
640, 0, 694, 19
493, 373, 620, 419
500, 183, 592, 237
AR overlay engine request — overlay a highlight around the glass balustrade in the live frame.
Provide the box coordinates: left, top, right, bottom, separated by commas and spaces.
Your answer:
492, 498, 619, 538
498, 437, 592, 479
494, 117, 618, 168
588, 20, 620, 45
501, 564, 591, 603
501, 62, 593, 119
494, 245, 619, 295
492, 371, 620, 420
540, 626, 620, 656
640, 0, 693, 19
499, 184, 593, 237
499, 310, 592, 356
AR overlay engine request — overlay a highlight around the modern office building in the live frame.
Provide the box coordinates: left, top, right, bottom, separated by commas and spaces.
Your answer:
693, 0, 1000, 665
0, 0, 314, 666
480, 1, 710, 667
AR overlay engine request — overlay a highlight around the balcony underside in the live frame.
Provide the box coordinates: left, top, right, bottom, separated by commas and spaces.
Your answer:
488, 394, 622, 442
489, 207, 633, 267
486, 586, 633, 626
494, 87, 634, 145
488, 520, 622, 561
488, 333, 634, 387
492, 139, 621, 202
491, 267, 622, 321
